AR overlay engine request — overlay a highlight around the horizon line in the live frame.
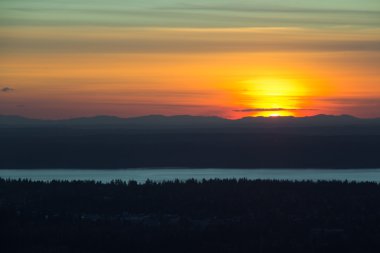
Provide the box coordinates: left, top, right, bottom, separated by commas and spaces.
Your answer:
1, 113, 379, 121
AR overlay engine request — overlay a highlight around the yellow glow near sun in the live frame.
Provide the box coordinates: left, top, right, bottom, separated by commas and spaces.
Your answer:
241, 77, 308, 117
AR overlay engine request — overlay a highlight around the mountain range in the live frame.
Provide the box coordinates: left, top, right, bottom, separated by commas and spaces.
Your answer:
1, 114, 380, 169
1, 114, 380, 128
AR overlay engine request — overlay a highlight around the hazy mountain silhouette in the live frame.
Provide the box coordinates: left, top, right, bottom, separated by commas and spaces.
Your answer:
0, 114, 226, 127
1, 114, 380, 169
1, 114, 379, 129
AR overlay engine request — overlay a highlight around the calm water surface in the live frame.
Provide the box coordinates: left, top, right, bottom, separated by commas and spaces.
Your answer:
1, 169, 380, 183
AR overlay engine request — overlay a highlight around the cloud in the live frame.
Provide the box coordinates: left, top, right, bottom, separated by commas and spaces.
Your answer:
315, 97, 380, 105
2, 1, 379, 29
2, 34, 379, 54
234, 108, 317, 112
170, 3, 380, 16
1, 87, 15, 93
2, 26, 380, 55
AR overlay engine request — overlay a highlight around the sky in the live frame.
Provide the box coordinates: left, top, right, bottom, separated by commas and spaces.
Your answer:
0, 0, 379, 119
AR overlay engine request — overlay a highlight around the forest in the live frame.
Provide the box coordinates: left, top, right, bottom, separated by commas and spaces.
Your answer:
1, 178, 380, 252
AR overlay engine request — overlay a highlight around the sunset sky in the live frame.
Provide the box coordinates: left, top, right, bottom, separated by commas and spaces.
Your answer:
0, 0, 379, 119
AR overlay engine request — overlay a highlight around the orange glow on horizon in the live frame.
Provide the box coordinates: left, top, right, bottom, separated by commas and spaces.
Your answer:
236, 74, 315, 117
1, 47, 379, 119
259, 111, 295, 117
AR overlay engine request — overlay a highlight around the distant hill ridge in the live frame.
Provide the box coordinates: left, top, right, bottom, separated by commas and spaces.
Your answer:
0, 114, 379, 128
1, 114, 380, 169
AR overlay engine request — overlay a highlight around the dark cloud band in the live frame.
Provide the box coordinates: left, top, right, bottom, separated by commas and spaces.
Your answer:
234, 108, 317, 112
1, 87, 15, 93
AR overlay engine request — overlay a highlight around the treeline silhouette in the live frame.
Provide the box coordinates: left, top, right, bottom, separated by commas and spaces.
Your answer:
1, 178, 380, 252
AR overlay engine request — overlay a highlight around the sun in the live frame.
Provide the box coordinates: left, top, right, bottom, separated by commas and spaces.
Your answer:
241, 77, 308, 117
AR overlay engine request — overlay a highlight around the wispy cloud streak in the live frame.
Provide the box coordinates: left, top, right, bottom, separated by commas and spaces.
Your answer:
233, 108, 317, 112
1, 87, 15, 93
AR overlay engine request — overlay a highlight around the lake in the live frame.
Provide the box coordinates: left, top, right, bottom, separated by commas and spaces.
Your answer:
1, 168, 380, 183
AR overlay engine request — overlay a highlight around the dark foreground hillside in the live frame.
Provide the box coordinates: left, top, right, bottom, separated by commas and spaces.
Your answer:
1, 128, 380, 169
1, 178, 380, 253
1, 114, 380, 169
